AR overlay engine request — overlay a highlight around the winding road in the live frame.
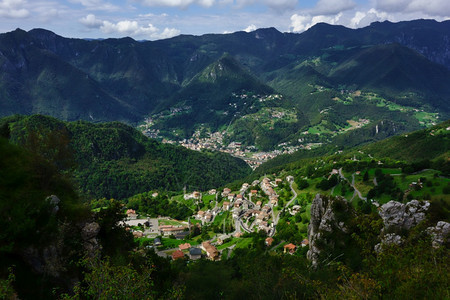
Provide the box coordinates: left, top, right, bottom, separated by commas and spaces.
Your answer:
269, 180, 298, 237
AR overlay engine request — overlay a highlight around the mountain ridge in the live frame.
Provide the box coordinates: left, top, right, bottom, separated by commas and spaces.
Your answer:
0, 19, 449, 152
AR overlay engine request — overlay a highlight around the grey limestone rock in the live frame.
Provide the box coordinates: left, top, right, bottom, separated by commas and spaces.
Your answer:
374, 233, 403, 253
307, 194, 353, 266
427, 221, 450, 248
379, 200, 429, 232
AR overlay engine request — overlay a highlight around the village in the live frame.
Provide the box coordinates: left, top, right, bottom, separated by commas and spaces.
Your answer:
141, 126, 303, 169
124, 175, 310, 261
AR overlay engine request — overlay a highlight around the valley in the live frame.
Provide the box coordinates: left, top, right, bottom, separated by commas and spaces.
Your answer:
0, 19, 449, 299
139, 89, 441, 168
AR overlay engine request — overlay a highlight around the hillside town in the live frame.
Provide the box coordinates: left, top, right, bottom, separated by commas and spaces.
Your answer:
141, 126, 303, 168
124, 175, 309, 261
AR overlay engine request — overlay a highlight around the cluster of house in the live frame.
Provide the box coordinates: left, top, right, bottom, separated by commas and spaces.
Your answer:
171, 243, 204, 261
260, 177, 282, 206
240, 205, 273, 233
196, 210, 214, 223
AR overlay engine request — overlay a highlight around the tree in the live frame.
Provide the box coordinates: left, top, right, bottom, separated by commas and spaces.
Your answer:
363, 171, 369, 182
69, 258, 154, 299
296, 179, 310, 190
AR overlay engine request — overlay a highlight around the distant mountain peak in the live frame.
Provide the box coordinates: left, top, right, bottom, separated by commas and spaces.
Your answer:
28, 28, 62, 40
253, 27, 283, 39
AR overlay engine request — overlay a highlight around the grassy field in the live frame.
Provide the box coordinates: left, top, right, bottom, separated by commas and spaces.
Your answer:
159, 219, 186, 226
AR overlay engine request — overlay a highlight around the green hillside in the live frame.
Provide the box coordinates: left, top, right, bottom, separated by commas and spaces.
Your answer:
255, 120, 450, 175
2, 115, 252, 199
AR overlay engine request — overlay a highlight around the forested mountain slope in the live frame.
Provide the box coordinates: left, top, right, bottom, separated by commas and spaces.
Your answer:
1, 115, 251, 199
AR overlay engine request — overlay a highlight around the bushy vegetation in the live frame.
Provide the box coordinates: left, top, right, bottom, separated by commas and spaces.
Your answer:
2, 115, 252, 199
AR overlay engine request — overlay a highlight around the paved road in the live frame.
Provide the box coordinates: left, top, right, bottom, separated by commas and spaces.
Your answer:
269, 180, 298, 237
351, 173, 367, 201
285, 181, 298, 208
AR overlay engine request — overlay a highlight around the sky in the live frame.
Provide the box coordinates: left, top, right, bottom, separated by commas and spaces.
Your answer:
0, 0, 449, 40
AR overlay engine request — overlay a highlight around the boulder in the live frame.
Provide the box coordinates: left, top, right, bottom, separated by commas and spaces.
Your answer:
379, 200, 429, 232
427, 221, 450, 248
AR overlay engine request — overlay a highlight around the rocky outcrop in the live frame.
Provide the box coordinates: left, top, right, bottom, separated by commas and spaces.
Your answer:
46, 195, 60, 214
81, 222, 101, 257
378, 200, 429, 232
427, 221, 450, 248
376, 200, 430, 252
307, 194, 354, 267
374, 233, 403, 253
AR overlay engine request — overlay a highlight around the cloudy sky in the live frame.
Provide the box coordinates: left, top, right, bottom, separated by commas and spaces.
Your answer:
0, 0, 449, 40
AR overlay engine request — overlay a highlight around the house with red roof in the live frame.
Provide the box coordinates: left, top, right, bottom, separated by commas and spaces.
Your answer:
172, 250, 185, 260
284, 243, 297, 254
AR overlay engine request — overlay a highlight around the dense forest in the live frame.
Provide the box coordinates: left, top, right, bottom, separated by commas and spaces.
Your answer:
1, 115, 252, 199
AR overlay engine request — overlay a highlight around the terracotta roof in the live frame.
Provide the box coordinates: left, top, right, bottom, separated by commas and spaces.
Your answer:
284, 243, 296, 250
265, 237, 274, 246
172, 250, 185, 260
179, 243, 191, 250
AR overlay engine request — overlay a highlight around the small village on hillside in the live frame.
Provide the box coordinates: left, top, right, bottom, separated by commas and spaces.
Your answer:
122, 142, 450, 262
124, 175, 310, 261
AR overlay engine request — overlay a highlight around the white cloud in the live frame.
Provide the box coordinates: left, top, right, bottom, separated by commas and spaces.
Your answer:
69, 0, 119, 11
349, 11, 366, 28
290, 14, 310, 32
79, 15, 180, 40
243, 24, 256, 32
313, 0, 355, 15
79, 14, 103, 28
350, 8, 389, 27
0, 0, 30, 18
159, 27, 182, 39
101, 20, 158, 35
290, 12, 343, 32
376, 0, 450, 17
137, 0, 215, 9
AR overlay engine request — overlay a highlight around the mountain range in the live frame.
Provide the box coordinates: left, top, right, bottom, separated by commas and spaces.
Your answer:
1, 19, 449, 150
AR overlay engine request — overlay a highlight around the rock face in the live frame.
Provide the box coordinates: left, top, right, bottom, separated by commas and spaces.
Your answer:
81, 222, 101, 257
376, 200, 430, 252
427, 221, 450, 248
378, 200, 429, 232
307, 194, 353, 267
